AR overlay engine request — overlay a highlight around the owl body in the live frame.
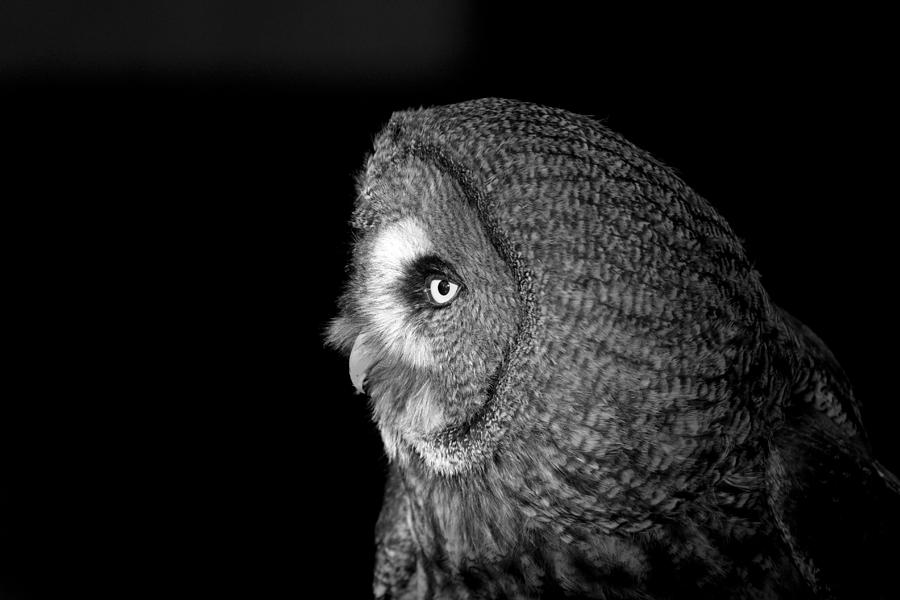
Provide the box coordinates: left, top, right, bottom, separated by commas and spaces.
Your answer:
328, 99, 898, 598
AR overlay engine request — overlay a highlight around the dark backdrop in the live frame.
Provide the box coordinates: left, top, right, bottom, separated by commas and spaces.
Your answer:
2, 3, 896, 599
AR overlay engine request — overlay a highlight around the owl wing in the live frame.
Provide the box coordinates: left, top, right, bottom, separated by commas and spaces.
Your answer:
767, 311, 900, 598
373, 465, 421, 599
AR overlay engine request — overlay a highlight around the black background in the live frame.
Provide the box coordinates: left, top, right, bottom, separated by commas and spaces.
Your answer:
1, 3, 896, 599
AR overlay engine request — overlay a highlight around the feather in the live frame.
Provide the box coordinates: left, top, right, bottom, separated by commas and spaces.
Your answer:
327, 98, 898, 598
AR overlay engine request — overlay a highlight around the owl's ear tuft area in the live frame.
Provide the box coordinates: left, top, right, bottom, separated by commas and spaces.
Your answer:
324, 315, 359, 355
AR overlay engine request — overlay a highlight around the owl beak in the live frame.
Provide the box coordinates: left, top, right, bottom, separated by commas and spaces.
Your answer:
349, 333, 376, 395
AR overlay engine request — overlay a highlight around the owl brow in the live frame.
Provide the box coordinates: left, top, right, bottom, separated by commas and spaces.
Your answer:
408, 254, 461, 281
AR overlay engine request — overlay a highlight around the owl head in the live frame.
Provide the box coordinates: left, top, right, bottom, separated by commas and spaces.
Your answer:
328, 98, 777, 480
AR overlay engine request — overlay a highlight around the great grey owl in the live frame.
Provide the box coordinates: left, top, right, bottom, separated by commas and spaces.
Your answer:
326, 98, 899, 599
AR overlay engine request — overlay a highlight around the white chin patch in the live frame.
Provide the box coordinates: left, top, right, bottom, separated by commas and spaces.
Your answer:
381, 380, 446, 464
359, 218, 436, 369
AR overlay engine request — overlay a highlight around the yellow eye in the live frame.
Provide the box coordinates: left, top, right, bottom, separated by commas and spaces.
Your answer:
427, 277, 461, 305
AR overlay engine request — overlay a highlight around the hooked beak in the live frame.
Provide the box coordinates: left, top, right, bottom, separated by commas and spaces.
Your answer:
349, 332, 376, 395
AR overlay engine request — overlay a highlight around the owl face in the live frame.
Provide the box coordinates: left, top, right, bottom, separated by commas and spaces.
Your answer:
328, 156, 520, 467
328, 98, 772, 478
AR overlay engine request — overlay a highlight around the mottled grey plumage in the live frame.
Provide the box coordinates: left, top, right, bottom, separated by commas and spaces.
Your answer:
327, 98, 899, 599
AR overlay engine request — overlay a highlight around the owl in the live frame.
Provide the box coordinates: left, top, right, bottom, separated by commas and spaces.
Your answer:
326, 98, 899, 599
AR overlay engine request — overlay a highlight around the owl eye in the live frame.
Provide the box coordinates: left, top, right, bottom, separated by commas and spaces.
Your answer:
426, 277, 461, 305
